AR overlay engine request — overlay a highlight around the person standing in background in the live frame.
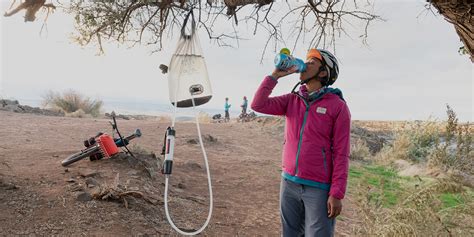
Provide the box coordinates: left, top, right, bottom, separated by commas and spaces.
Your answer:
224, 97, 231, 122
241, 96, 248, 115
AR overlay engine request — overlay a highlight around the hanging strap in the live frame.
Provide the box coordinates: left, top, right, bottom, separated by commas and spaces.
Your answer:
181, 10, 196, 39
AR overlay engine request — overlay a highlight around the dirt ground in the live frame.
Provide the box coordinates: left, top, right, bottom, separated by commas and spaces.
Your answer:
0, 110, 356, 236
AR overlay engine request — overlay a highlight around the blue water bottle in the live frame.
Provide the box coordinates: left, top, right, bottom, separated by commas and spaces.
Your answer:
274, 48, 306, 73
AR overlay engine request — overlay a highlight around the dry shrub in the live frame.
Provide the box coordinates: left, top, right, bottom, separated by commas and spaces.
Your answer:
374, 105, 472, 177
92, 173, 156, 208
374, 120, 441, 164
156, 115, 172, 123
355, 178, 470, 236
197, 111, 211, 123
65, 109, 91, 118
352, 120, 407, 133
438, 199, 474, 236
350, 138, 371, 161
373, 145, 393, 164
42, 90, 103, 117
406, 120, 440, 162
429, 105, 473, 175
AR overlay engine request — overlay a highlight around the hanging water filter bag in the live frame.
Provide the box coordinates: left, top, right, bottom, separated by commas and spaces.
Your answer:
167, 14, 212, 108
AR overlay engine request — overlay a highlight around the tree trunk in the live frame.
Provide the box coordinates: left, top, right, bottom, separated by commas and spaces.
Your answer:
430, 0, 473, 62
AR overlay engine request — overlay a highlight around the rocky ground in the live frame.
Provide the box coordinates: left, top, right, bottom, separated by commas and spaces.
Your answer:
0, 106, 388, 236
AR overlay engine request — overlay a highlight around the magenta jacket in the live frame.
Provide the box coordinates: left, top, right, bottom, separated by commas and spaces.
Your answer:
251, 76, 351, 199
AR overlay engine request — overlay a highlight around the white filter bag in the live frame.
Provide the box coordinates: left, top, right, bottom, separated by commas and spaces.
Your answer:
168, 13, 212, 107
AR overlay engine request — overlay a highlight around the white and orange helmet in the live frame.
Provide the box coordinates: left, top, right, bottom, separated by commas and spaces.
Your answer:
307, 49, 340, 86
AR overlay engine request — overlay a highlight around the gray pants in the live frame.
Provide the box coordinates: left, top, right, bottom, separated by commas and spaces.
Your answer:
280, 178, 335, 237
225, 111, 230, 121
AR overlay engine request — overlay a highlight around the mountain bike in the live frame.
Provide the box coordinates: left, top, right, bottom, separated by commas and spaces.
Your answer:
61, 112, 142, 167
237, 111, 256, 123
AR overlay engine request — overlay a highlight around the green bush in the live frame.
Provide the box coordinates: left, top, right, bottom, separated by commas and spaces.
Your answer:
42, 90, 103, 117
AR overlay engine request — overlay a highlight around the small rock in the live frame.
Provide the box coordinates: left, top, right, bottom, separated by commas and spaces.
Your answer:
85, 177, 98, 186
186, 139, 198, 144
70, 184, 84, 192
190, 195, 205, 202
144, 186, 150, 192
4, 183, 19, 190
76, 192, 92, 202
185, 161, 202, 170
0, 180, 18, 190
79, 169, 100, 178
126, 197, 138, 206
128, 186, 140, 191
64, 168, 69, 173
204, 134, 217, 143
89, 187, 101, 196
65, 178, 76, 183
127, 170, 138, 176
177, 183, 186, 189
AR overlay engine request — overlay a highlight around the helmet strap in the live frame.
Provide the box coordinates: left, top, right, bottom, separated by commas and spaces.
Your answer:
293, 64, 329, 95
291, 80, 303, 94
302, 64, 326, 85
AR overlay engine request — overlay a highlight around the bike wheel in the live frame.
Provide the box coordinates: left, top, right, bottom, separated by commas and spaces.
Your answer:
61, 146, 100, 167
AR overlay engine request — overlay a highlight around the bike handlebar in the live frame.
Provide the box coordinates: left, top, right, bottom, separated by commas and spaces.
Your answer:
115, 129, 141, 147
124, 129, 141, 141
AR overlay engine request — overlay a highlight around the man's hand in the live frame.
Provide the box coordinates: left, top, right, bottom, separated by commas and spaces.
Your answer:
327, 195, 342, 219
271, 66, 298, 80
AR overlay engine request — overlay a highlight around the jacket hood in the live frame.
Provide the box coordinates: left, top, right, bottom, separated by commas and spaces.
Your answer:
298, 85, 345, 102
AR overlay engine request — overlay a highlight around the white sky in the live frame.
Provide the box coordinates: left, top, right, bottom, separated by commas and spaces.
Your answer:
1, 0, 473, 121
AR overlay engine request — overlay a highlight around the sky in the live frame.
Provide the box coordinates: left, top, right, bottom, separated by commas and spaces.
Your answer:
1, 0, 472, 121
